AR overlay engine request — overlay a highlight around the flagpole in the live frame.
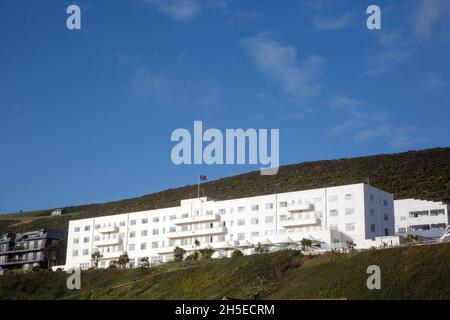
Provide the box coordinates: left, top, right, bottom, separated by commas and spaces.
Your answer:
197, 175, 200, 199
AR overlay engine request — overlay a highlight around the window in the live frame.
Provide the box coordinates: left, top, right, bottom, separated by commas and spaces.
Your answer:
369, 194, 375, 201
251, 205, 259, 211
129, 231, 136, 238
130, 220, 136, 226
265, 203, 274, 209
152, 229, 159, 235
152, 242, 158, 249
237, 233, 245, 240
182, 213, 189, 218
279, 201, 287, 208
370, 209, 375, 217
120, 221, 126, 227
330, 224, 339, 231
218, 209, 226, 215
410, 210, 428, 218
73, 238, 79, 244
384, 213, 389, 221
384, 228, 390, 236
82, 249, 89, 256
169, 227, 176, 233
140, 243, 147, 250
72, 250, 79, 257
383, 200, 388, 207
398, 227, 406, 233
83, 237, 89, 243
237, 219, 245, 226
128, 244, 135, 251
430, 209, 445, 216
74, 227, 80, 232
370, 224, 376, 233
251, 232, 259, 237
251, 217, 259, 225
313, 197, 322, 204
315, 211, 323, 218
94, 236, 99, 241
329, 195, 338, 202
169, 215, 176, 220
95, 224, 101, 229
153, 217, 159, 223
346, 223, 355, 231
84, 226, 90, 231
400, 216, 406, 221
141, 230, 148, 237
330, 209, 338, 217
345, 208, 354, 215
142, 218, 148, 224
265, 216, 274, 223
238, 207, 245, 213
345, 194, 354, 200
206, 210, 213, 215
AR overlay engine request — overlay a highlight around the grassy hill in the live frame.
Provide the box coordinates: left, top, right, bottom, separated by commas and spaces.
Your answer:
0, 243, 449, 300
0, 147, 449, 236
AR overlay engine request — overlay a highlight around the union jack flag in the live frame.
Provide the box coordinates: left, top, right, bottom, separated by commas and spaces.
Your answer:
199, 175, 208, 181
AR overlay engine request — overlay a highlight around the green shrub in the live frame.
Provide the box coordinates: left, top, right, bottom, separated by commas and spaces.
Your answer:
231, 250, 243, 257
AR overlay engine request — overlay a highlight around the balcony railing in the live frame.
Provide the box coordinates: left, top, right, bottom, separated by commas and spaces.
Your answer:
173, 214, 220, 225
287, 203, 314, 212
98, 226, 119, 233
280, 217, 320, 228
95, 238, 122, 246
0, 245, 44, 254
167, 227, 227, 239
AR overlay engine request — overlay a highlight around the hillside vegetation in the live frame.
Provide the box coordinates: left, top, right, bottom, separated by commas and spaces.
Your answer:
0, 147, 449, 235
0, 244, 449, 300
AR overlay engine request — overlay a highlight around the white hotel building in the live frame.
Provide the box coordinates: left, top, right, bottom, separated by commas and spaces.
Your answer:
394, 199, 449, 239
64, 183, 396, 270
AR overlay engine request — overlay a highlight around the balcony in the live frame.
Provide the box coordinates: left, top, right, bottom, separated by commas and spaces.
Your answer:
0, 245, 43, 254
95, 238, 122, 247
98, 251, 123, 259
167, 227, 227, 239
280, 217, 320, 228
287, 203, 314, 212
98, 226, 119, 233
173, 214, 220, 225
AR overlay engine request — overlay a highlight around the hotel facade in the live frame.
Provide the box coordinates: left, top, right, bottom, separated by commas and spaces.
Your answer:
394, 198, 450, 239
63, 183, 396, 270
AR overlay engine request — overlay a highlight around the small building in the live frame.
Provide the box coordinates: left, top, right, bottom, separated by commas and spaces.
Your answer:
0, 229, 66, 274
51, 209, 65, 216
394, 199, 450, 239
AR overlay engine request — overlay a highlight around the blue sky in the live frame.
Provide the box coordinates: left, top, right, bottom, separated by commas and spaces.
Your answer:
1, 0, 449, 213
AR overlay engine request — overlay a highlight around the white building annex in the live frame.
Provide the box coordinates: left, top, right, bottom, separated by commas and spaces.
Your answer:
63, 183, 396, 270
394, 199, 450, 239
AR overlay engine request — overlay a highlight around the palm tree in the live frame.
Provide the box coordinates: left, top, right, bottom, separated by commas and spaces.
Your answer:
140, 257, 150, 268
194, 239, 200, 259
346, 241, 356, 252
300, 238, 312, 251
91, 251, 103, 268
173, 246, 186, 262
118, 253, 130, 269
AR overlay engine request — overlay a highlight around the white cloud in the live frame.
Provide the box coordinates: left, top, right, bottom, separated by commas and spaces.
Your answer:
144, 0, 201, 21
421, 73, 449, 89
132, 67, 169, 105
241, 33, 324, 102
411, 0, 450, 39
367, 31, 412, 76
329, 95, 426, 149
144, 0, 227, 21
313, 12, 352, 30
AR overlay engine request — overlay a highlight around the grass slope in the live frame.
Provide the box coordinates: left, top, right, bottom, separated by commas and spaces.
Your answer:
0, 147, 449, 236
1, 244, 449, 300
